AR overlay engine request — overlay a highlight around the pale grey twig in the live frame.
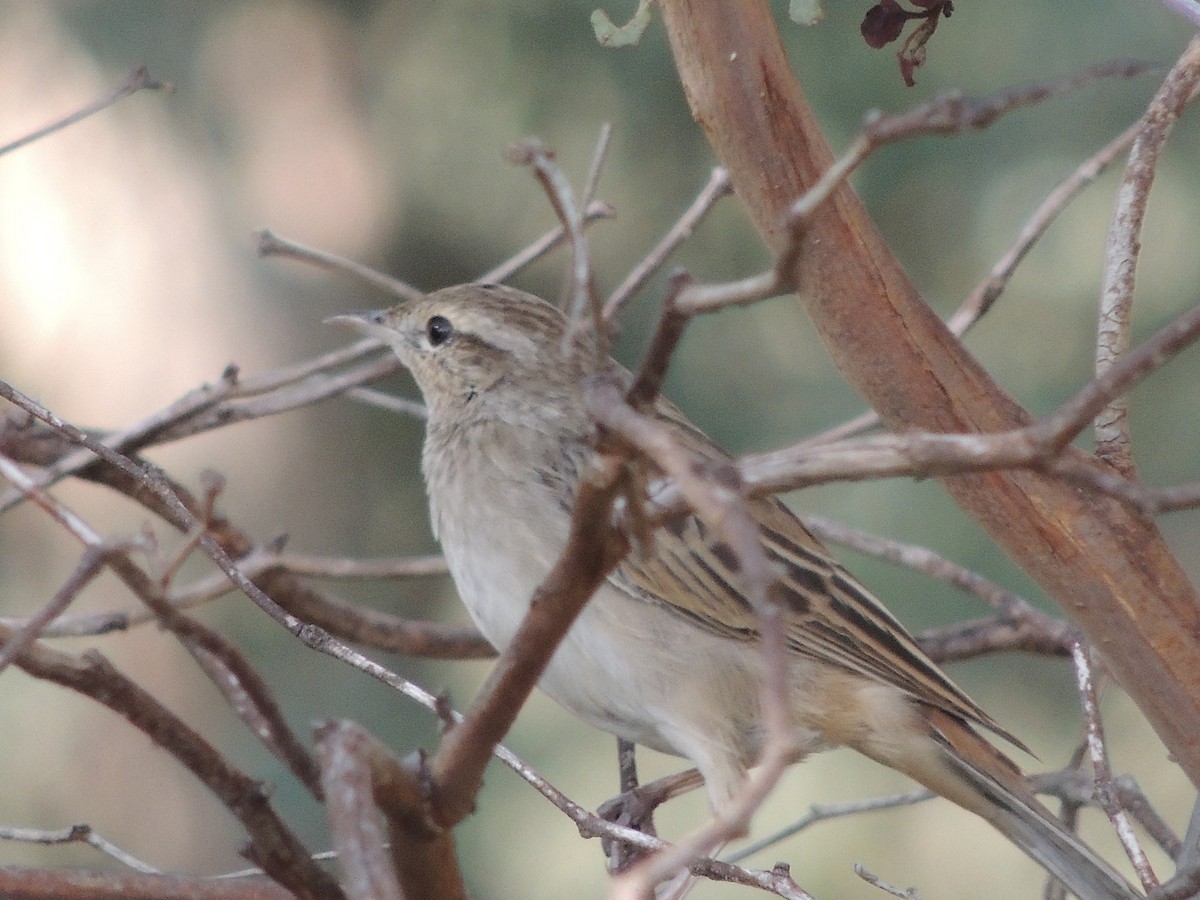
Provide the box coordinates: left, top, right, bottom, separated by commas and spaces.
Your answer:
1072, 642, 1158, 890
257, 228, 424, 302
0, 823, 159, 873
346, 387, 428, 419
506, 140, 600, 353
583, 122, 614, 206
1095, 36, 1200, 475
726, 789, 934, 863
0, 66, 169, 157
603, 167, 734, 321
475, 200, 615, 285
0, 549, 449, 639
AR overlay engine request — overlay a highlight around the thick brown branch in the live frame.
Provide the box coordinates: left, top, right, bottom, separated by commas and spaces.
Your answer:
0, 867, 293, 900
317, 721, 466, 900
658, 1, 1200, 786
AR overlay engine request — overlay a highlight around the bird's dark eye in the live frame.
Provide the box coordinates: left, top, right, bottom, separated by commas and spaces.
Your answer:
426, 315, 452, 347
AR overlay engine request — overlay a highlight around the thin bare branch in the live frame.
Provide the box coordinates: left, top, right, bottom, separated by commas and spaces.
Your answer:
0, 368, 238, 514
583, 122, 614, 205
3, 450, 326, 799
603, 167, 734, 321
855, 863, 921, 899
315, 724, 406, 900
345, 387, 428, 419
727, 789, 934, 864
950, 120, 1142, 336
475, 200, 615, 285
1096, 35, 1200, 474
317, 721, 467, 900
915, 615, 1076, 663
727, 297, 1200, 511
0, 66, 170, 157
506, 140, 602, 352
0, 823, 159, 874
0, 535, 125, 675
153, 353, 401, 444
1153, 800, 1200, 898
256, 229, 424, 303
0, 867, 295, 900
0, 345, 398, 515
1072, 642, 1158, 890
799, 115, 1143, 449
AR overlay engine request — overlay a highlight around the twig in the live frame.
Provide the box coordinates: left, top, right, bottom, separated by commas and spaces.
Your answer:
915, 614, 1076, 662
583, 122, 614, 205
1096, 35, 1200, 475
1071, 641, 1158, 890
777, 63, 1158, 449
0, 823, 159, 874
256, 229, 424, 303
0, 65, 170, 157
1030, 768, 1181, 860
1, 416, 488, 659
786, 60, 1155, 239
345, 387, 428, 419
650, 68, 1155, 326
0, 550, 459, 640
949, 119, 1142, 337
0, 345, 398, 514
1151, 799, 1200, 898
314, 724, 412, 900
801, 115, 1144, 449
726, 789, 934, 863
603, 167, 734, 321
475, 200, 615, 285
855, 863, 921, 899
0, 381, 496, 756
0, 367, 239, 514
0, 525, 127, 674
0, 867, 294, 899
153, 352, 401, 444
720, 297, 1200, 514
506, 140, 602, 353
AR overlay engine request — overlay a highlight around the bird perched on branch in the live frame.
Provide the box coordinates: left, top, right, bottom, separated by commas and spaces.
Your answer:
331, 282, 1139, 900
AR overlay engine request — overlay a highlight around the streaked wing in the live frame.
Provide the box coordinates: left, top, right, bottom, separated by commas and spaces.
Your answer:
608, 399, 1020, 747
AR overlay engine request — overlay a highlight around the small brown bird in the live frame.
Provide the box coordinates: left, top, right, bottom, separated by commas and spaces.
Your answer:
331, 282, 1139, 900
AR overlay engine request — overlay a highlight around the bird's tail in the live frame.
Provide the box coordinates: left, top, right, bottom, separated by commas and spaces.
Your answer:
890, 706, 1143, 900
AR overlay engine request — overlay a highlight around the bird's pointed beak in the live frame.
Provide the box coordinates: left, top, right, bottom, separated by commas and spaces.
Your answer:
324, 309, 391, 338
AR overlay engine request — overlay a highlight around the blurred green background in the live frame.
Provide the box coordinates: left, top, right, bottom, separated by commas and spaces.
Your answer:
0, 2, 1197, 898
